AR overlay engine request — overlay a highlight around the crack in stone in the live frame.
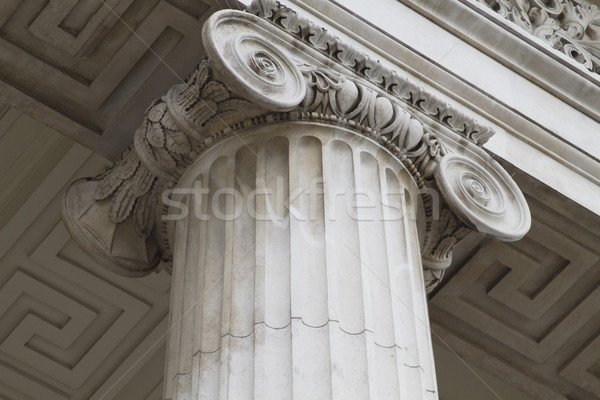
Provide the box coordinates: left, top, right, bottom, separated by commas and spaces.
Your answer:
404, 363, 425, 372
191, 318, 407, 356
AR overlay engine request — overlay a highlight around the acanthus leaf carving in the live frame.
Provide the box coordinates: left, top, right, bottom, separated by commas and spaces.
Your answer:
476, 0, 600, 74
93, 148, 141, 203
63, 59, 258, 276
422, 207, 473, 275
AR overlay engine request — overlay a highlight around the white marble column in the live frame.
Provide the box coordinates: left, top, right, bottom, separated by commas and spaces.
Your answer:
61, 7, 530, 400
163, 124, 438, 400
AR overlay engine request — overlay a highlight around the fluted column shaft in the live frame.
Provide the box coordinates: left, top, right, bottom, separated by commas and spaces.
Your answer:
164, 123, 438, 400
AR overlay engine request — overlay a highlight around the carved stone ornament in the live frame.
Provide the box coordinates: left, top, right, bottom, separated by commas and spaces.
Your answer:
62, 5, 530, 291
435, 153, 530, 240
202, 11, 306, 111
247, 0, 497, 146
475, 0, 600, 74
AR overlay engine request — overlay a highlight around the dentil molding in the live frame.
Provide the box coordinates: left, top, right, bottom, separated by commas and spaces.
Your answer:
62, 3, 531, 290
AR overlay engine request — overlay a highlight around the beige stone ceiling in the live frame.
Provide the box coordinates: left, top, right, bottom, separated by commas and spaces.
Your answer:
0, 105, 172, 399
0, 1, 216, 397
430, 165, 600, 400
0, 0, 239, 160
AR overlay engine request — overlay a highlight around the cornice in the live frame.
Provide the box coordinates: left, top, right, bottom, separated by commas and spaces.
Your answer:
62, 8, 530, 291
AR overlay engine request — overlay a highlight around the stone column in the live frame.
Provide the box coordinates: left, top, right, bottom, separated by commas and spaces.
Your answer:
61, 5, 531, 400
163, 123, 437, 400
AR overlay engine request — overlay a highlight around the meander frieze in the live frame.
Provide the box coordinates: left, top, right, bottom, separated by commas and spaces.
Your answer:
474, 0, 600, 74
62, 7, 530, 291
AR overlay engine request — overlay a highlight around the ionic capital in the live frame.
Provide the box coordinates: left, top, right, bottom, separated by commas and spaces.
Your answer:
63, 7, 530, 284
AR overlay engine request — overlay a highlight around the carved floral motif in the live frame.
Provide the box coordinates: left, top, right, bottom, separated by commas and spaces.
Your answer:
422, 208, 472, 270
247, 0, 496, 145
63, 60, 254, 276
477, 0, 600, 73
299, 64, 446, 179
93, 147, 158, 237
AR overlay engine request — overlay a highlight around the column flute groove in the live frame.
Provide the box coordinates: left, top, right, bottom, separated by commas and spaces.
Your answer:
160, 126, 439, 399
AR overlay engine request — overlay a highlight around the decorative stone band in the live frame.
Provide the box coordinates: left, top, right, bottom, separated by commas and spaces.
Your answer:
246, 0, 496, 145
62, 9, 530, 292
474, 0, 600, 74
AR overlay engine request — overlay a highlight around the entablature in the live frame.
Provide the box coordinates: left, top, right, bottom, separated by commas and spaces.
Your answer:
280, 0, 600, 217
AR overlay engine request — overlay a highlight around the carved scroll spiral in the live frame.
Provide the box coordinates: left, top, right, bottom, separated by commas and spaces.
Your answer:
434, 154, 530, 242
202, 14, 307, 112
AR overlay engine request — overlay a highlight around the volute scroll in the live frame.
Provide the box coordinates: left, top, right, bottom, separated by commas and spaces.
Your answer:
434, 153, 531, 242
202, 10, 306, 111
61, 8, 531, 286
